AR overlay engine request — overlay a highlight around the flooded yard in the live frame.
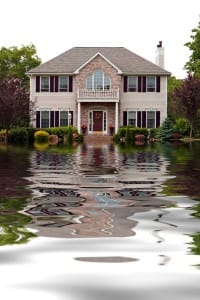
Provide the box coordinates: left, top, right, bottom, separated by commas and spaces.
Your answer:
0, 141, 200, 300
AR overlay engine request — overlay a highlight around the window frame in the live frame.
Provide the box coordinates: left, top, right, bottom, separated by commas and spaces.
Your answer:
86, 69, 111, 91
147, 111, 156, 128
146, 76, 156, 92
40, 76, 50, 92
59, 76, 69, 92
127, 111, 137, 126
127, 76, 138, 92
41, 110, 50, 128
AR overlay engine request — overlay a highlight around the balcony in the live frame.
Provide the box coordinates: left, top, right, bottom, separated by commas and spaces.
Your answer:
77, 88, 119, 102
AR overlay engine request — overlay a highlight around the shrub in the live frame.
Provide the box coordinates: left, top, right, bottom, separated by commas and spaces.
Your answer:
114, 127, 148, 143
34, 130, 49, 143
8, 127, 29, 144
174, 118, 190, 136
149, 128, 159, 139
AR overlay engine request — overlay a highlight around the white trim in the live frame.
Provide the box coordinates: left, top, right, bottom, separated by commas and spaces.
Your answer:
74, 52, 122, 74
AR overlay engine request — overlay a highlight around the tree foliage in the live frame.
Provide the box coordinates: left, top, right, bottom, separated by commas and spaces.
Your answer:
170, 74, 200, 138
0, 44, 41, 86
185, 20, 200, 76
0, 77, 34, 137
157, 117, 174, 140
167, 75, 183, 120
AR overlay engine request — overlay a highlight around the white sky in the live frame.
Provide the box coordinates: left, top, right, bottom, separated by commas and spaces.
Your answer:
0, 0, 200, 78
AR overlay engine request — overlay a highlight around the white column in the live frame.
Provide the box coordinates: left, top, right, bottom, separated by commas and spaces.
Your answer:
77, 102, 81, 133
115, 102, 119, 134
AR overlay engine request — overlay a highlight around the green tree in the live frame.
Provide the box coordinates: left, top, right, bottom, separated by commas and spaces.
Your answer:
0, 44, 41, 86
157, 117, 174, 140
0, 77, 34, 142
167, 75, 183, 120
170, 74, 200, 138
185, 20, 200, 76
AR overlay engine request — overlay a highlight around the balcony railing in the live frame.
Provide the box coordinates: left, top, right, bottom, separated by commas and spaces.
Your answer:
77, 88, 119, 101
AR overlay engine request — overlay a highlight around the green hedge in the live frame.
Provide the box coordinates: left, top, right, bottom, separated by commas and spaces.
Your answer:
114, 127, 149, 143
5, 126, 82, 145
8, 127, 29, 144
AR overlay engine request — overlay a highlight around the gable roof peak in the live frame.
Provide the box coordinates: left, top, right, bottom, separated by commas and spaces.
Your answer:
74, 51, 122, 74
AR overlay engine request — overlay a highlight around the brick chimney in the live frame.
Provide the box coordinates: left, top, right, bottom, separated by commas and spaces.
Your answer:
155, 41, 164, 68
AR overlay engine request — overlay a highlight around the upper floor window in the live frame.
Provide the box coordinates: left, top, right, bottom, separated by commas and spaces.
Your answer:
128, 76, 137, 92
59, 76, 69, 92
86, 69, 110, 90
146, 76, 156, 92
41, 76, 49, 92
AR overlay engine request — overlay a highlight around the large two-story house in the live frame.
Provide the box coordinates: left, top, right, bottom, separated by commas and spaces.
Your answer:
28, 43, 170, 134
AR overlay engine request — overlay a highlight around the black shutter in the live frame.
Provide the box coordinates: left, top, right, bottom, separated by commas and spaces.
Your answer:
142, 76, 146, 92
50, 111, 55, 127
55, 111, 59, 127
36, 76, 40, 92
123, 76, 127, 92
156, 76, 160, 92
70, 111, 73, 125
142, 111, 146, 128
36, 111, 40, 128
123, 111, 127, 126
156, 111, 160, 128
69, 76, 73, 92
138, 76, 141, 92
50, 76, 54, 92
55, 76, 58, 92
137, 111, 141, 127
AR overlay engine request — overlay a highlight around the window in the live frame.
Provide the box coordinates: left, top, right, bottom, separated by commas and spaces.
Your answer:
147, 111, 155, 128
146, 76, 156, 92
128, 76, 137, 92
86, 69, 110, 90
128, 111, 136, 126
41, 111, 50, 128
41, 76, 49, 92
60, 111, 72, 126
59, 76, 69, 92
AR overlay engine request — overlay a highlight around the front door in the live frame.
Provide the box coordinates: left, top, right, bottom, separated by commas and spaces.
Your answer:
93, 111, 103, 131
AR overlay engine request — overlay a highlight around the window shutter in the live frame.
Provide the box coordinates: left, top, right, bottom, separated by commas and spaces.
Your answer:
137, 111, 141, 127
55, 76, 58, 92
156, 76, 160, 92
50, 111, 55, 127
142, 76, 146, 92
50, 76, 54, 92
70, 111, 73, 125
138, 76, 141, 92
69, 76, 73, 92
123, 111, 127, 126
55, 111, 59, 127
123, 76, 127, 92
36, 111, 40, 128
156, 111, 160, 127
36, 76, 40, 92
142, 111, 146, 128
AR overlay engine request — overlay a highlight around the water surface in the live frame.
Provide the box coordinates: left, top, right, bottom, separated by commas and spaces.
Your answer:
0, 141, 200, 300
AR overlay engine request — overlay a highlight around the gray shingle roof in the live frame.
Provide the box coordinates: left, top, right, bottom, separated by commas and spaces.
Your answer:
27, 47, 170, 75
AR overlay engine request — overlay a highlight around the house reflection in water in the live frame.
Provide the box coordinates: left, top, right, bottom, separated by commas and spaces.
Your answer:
24, 143, 172, 238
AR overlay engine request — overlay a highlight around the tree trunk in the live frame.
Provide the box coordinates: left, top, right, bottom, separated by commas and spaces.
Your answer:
189, 123, 193, 140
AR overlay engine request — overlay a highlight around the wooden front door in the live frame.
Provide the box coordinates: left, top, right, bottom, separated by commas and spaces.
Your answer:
93, 111, 103, 131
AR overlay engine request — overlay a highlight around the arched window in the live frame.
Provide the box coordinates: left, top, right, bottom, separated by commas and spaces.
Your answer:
86, 69, 110, 90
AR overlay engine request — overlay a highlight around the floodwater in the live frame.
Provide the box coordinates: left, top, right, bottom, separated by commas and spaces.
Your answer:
0, 141, 200, 300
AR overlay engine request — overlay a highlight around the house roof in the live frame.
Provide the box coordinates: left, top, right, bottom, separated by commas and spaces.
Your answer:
27, 47, 170, 75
